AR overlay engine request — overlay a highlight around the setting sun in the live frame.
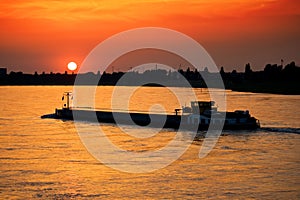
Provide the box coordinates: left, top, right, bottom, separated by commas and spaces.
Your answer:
67, 61, 77, 71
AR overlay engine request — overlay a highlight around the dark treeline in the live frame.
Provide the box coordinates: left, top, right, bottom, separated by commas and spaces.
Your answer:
0, 71, 78, 85
220, 61, 300, 94
0, 61, 299, 94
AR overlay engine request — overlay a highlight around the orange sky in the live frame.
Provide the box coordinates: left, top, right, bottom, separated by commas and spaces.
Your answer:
0, 0, 299, 73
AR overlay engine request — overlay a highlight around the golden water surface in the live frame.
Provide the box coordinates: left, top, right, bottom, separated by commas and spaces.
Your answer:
0, 86, 299, 199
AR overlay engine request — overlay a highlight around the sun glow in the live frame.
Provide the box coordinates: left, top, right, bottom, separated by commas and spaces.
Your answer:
1, 0, 299, 72
67, 61, 77, 71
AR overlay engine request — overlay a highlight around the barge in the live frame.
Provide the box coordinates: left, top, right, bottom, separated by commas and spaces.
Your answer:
43, 92, 260, 130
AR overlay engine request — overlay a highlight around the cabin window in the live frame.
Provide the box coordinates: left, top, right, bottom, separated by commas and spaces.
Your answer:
240, 118, 247, 123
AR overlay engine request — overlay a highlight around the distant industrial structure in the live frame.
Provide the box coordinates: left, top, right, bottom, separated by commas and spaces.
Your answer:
0, 68, 7, 76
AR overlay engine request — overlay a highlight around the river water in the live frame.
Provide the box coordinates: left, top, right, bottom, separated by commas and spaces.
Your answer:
0, 86, 299, 199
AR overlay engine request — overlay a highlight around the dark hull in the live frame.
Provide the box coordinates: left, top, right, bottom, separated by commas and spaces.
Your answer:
51, 108, 260, 130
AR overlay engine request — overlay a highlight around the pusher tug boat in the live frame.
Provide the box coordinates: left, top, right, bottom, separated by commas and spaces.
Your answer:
42, 92, 260, 130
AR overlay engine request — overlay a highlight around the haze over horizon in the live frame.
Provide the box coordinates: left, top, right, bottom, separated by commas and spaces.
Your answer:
1, 0, 299, 73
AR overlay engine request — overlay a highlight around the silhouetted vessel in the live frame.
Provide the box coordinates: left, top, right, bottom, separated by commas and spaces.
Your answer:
43, 92, 260, 130
181, 101, 260, 130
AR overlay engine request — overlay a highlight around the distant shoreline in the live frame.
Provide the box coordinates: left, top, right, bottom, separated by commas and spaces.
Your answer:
1, 61, 299, 95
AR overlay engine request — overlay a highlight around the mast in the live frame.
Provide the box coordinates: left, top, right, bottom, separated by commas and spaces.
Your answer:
63, 92, 72, 109
66, 92, 70, 109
